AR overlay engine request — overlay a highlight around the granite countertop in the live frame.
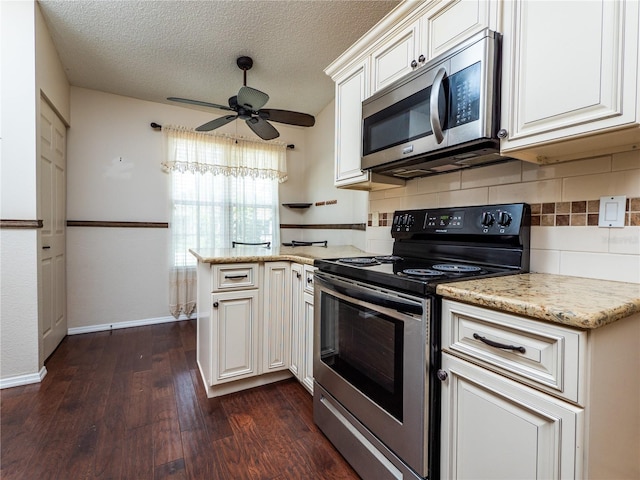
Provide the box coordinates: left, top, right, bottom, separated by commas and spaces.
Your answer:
436, 273, 640, 329
189, 245, 368, 266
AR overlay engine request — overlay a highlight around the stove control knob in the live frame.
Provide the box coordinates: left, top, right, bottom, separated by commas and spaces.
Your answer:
481, 211, 495, 227
497, 211, 512, 227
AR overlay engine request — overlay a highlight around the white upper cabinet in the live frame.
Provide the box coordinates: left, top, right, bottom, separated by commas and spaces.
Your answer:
371, 19, 421, 94
326, 0, 500, 190
500, 0, 640, 163
334, 59, 371, 186
421, 0, 501, 60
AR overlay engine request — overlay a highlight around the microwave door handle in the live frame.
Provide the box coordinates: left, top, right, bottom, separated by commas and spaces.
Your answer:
430, 67, 446, 144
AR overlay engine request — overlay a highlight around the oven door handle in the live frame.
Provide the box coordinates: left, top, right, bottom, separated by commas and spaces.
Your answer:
320, 278, 423, 316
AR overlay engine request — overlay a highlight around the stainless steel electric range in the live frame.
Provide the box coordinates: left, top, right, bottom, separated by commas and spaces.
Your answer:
313, 203, 530, 480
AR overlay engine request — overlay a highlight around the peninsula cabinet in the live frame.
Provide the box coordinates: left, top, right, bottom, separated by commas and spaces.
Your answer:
196, 262, 292, 398
499, 0, 640, 164
439, 300, 640, 479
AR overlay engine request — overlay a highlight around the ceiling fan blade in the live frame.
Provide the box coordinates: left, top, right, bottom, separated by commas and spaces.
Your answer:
237, 86, 269, 111
195, 115, 237, 132
258, 109, 316, 127
246, 117, 280, 140
167, 97, 233, 112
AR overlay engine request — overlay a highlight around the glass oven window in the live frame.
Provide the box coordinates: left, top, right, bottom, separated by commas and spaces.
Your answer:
320, 293, 404, 421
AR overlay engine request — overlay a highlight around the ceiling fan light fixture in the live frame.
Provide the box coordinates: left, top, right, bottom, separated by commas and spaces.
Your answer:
168, 56, 315, 140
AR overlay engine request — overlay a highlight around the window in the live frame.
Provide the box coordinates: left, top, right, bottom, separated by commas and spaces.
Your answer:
162, 125, 287, 317
171, 170, 279, 266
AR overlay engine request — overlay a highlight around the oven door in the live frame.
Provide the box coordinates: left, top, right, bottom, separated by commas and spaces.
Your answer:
314, 271, 431, 477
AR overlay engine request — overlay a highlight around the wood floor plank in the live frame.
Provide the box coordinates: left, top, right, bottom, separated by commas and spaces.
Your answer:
180, 428, 215, 480
0, 320, 360, 480
189, 368, 234, 441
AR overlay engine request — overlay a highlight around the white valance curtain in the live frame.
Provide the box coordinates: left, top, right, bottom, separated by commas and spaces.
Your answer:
162, 125, 287, 318
161, 125, 288, 181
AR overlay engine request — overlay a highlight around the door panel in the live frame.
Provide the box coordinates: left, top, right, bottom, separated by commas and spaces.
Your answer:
40, 99, 67, 360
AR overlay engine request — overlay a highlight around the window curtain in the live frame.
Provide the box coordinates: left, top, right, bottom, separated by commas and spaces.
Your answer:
162, 125, 287, 318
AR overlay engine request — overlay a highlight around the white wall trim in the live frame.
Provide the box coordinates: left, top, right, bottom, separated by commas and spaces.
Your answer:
67, 314, 192, 336
0, 366, 47, 390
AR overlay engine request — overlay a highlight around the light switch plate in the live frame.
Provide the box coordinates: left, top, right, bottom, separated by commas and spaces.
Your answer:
598, 195, 626, 228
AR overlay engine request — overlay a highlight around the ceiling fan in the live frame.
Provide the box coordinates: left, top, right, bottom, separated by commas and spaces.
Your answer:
168, 56, 315, 140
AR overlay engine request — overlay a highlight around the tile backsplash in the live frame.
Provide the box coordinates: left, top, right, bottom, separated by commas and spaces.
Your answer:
368, 197, 640, 227
366, 149, 640, 283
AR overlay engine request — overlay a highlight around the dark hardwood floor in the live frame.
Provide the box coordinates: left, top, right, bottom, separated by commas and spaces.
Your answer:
0, 320, 360, 479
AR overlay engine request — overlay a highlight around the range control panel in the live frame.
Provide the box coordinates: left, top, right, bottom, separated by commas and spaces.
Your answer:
392, 203, 530, 236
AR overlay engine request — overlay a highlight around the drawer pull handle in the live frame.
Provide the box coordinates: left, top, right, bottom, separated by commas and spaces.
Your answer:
225, 274, 248, 280
473, 333, 526, 354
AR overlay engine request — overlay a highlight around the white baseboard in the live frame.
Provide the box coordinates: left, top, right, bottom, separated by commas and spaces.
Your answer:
0, 366, 47, 390
67, 314, 193, 335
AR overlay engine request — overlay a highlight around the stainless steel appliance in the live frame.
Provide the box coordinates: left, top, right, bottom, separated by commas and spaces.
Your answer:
361, 29, 506, 179
313, 203, 531, 480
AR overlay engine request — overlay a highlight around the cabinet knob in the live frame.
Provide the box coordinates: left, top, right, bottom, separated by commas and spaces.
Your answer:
418, 54, 425, 63
436, 369, 448, 381
307, 277, 313, 284
497, 128, 508, 139
213, 301, 219, 308
410, 59, 418, 68
296, 272, 301, 279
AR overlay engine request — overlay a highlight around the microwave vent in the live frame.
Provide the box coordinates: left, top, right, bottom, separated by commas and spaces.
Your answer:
390, 168, 434, 179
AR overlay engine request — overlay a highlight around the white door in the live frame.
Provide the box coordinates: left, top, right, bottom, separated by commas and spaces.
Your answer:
40, 99, 67, 360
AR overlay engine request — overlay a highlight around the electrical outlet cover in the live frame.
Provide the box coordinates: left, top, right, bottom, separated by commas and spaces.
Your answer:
598, 195, 626, 228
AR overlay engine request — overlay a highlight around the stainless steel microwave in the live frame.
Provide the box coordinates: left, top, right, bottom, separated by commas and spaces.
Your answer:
361, 29, 507, 179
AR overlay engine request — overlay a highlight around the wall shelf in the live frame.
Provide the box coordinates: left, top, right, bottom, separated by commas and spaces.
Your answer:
282, 203, 312, 209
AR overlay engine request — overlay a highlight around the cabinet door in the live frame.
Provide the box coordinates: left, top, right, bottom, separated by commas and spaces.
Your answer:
371, 19, 420, 94
263, 262, 290, 373
289, 263, 303, 378
301, 291, 315, 394
440, 353, 582, 480
334, 59, 371, 186
211, 290, 259, 384
421, 0, 500, 59
500, 0, 639, 152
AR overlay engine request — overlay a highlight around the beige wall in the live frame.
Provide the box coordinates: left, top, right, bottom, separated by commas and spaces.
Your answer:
280, 99, 368, 249
1, 1, 70, 385
366, 149, 640, 283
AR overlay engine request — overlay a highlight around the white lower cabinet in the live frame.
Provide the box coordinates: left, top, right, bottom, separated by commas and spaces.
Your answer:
301, 291, 315, 394
197, 262, 292, 397
440, 299, 640, 479
263, 262, 291, 373
196, 260, 316, 397
290, 263, 315, 394
440, 353, 581, 479
289, 263, 303, 379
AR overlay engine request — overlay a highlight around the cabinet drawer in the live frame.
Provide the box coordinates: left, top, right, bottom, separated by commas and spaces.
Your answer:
212, 263, 258, 291
442, 300, 586, 403
303, 265, 315, 294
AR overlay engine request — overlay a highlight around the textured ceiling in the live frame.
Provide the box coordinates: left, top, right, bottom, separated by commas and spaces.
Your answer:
38, 0, 401, 119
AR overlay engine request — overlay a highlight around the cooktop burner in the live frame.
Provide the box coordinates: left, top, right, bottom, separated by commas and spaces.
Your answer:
432, 264, 482, 273
374, 255, 404, 263
338, 257, 380, 266
402, 268, 444, 277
